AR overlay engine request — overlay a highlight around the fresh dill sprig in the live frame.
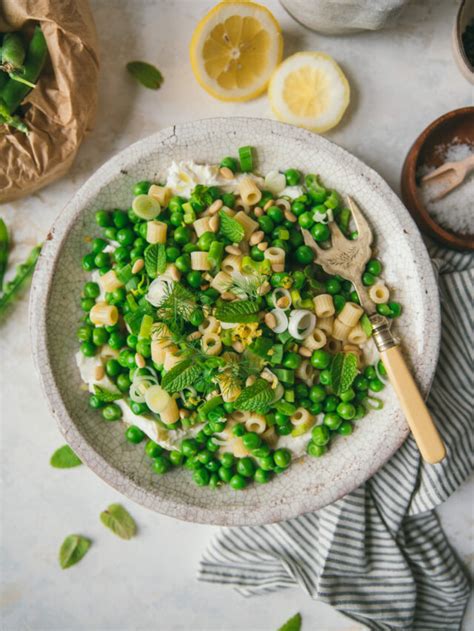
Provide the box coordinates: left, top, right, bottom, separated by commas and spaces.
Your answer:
224, 271, 266, 300
156, 283, 197, 333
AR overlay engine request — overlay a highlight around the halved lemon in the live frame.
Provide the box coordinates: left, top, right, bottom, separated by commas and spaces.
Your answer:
268, 52, 350, 133
190, 1, 283, 102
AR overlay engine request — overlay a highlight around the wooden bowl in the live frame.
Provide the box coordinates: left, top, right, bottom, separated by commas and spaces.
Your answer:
452, 0, 474, 85
401, 107, 474, 251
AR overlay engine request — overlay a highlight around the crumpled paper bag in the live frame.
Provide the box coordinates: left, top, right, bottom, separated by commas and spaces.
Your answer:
0, 0, 99, 202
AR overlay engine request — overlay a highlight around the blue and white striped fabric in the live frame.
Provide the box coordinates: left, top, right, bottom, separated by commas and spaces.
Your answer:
198, 247, 473, 630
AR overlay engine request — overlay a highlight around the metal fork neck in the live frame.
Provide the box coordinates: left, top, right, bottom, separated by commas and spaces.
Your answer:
370, 314, 399, 352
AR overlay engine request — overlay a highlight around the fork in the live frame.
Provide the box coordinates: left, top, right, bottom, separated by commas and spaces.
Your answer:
420, 153, 474, 201
302, 197, 446, 464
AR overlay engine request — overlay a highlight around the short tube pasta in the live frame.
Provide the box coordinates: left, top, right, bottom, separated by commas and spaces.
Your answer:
148, 185, 172, 207
332, 318, 351, 341
201, 332, 222, 355
191, 251, 211, 271
100, 270, 123, 292
302, 327, 327, 350
264, 247, 285, 272
163, 351, 182, 371
238, 176, 262, 206
347, 323, 368, 345
234, 211, 259, 239
291, 407, 312, 426
222, 254, 242, 274
326, 339, 342, 353
90, 302, 118, 327
244, 414, 267, 434
210, 271, 232, 294
369, 283, 390, 304
160, 397, 180, 424
146, 221, 167, 244
199, 316, 220, 335
193, 216, 211, 237
338, 302, 364, 327
317, 317, 333, 335
313, 294, 335, 318
296, 359, 315, 386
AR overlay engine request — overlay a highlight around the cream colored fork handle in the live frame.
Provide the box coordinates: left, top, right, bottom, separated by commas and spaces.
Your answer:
380, 346, 446, 464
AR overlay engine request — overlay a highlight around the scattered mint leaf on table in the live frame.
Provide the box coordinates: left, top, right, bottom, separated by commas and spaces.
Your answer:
50, 445, 82, 468
278, 612, 302, 631
59, 535, 91, 569
100, 504, 137, 540
126, 61, 163, 89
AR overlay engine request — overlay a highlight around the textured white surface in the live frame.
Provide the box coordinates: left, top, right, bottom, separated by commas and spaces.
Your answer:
1, 0, 472, 629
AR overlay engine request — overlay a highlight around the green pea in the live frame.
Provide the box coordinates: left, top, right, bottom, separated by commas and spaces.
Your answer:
219, 452, 234, 469
112, 210, 129, 230
94, 251, 110, 269
181, 438, 199, 457
82, 253, 96, 271
125, 425, 145, 444
145, 440, 163, 458
325, 278, 341, 294
113, 246, 129, 264
252, 444, 271, 458
254, 468, 271, 484
311, 349, 331, 369
273, 448, 291, 469
128, 208, 140, 224
130, 401, 148, 415
188, 308, 204, 327
388, 302, 402, 317
169, 450, 184, 466
133, 181, 151, 196
218, 466, 233, 483
284, 168, 301, 186
377, 360, 387, 377
229, 474, 247, 490
307, 442, 327, 457
206, 458, 220, 472
311, 424, 331, 445
95, 210, 112, 227
173, 226, 191, 245
135, 339, 151, 358
80, 341, 96, 357
126, 334, 138, 350
364, 366, 377, 380
250, 245, 265, 261
291, 200, 306, 216
333, 294, 346, 313
366, 259, 382, 276
257, 215, 274, 234
175, 254, 191, 273
298, 211, 314, 229
206, 438, 220, 453
258, 455, 275, 471
369, 378, 385, 392
116, 373, 131, 392
77, 325, 92, 342
336, 402, 356, 420
339, 388, 356, 402
237, 457, 255, 478
323, 412, 341, 430
232, 423, 246, 438
311, 223, 330, 242
338, 420, 353, 436
193, 467, 210, 486
104, 226, 117, 241
209, 473, 221, 489
267, 206, 284, 224
116, 227, 134, 246
102, 403, 122, 421
168, 196, 184, 213
170, 212, 184, 227
242, 432, 262, 450
276, 423, 292, 436
282, 352, 302, 370
197, 231, 216, 251
324, 394, 339, 412
153, 456, 170, 474
197, 450, 212, 465
108, 332, 125, 350
275, 412, 289, 426
289, 230, 304, 248
89, 394, 103, 409
295, 245, 314, 265
354, 404, 366, 420
185, 270, 201, 289
106, 359, 121, 377
136, 222, 148, 239
92, 327, 108, 346
362, 272, 376, 286
354, 375, 369, 391
310, 402, 323, 415
166, 246, 180, 262
309, 385, 326, 403
377, 303, 392, 317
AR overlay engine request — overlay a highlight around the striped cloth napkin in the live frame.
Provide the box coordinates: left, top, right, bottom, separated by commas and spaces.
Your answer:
198, 246, 473, 630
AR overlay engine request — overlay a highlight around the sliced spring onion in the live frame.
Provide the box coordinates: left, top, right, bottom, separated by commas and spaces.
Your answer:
291, 419, 315, 437
238, 146, 254, 172
366, 396, 384, 410
132, 194, 161, 220
313, 211, 328, 223
272, 287, 292, 310
146, 277, 174, 306
145, 384, 171, 413
139, 314, 154, 339
288, 309, 316, 340
270, 308, 289, 333
264, 170, 286, 195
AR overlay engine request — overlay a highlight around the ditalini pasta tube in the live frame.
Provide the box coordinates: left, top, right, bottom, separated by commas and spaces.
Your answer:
90, 302, 118, 327
234, 211, 259, 239
148, 185, 172, 207
191, 251, 211, 271
369, 283, 390, 304
332, 318, 351, 341
201, 332, 222, 355
296, 360, 315, 386
163, 351, 182, 371
347, 323, 368, 345
193, 216, 212, 237
338, 302, 364, 327
291, 407, 313, 426
221, 254, 242, 274
264, 247, 286, 272
159, 397, 180, 424
244, 413, 267, 434
302, 328, 327, 350
317, 317, 333, 335
146, 220, 167, 244
199, 316, 220, 335
99, 270, 124, 293
210, 271, 232, 294
313, 293, 335, 318
238, 176, 262, 206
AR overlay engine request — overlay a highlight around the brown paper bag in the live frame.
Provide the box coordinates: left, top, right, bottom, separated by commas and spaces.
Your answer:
0, 0, 99, 202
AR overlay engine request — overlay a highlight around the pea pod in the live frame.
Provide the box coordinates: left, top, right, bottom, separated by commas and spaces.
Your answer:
0, 243, 42, 316
1, 32, 25, 72
1, 26, 47, 115
0, 218, 9, 291
0, 99, 28, 133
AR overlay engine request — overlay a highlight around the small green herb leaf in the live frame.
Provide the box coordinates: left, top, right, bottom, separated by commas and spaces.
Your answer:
50, 445, 82, 468
93, 385, 123, 402
234, 378, 274, 412
59, 535, 91, 569
278, 613, 302, 631
161, 358, 203, 393
215, 299, 260, 323
126, 61, 163, 90
219, 210, 244, 243
100, 504, 137, 540
144, 244, 167, 278
331, 352, 359, 395
360, 313, 373, 338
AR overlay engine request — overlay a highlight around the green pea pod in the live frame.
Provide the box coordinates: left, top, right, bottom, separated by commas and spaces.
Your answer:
0, 218, 9, 291
0, 243, 42, 317
1, 26, 47, 115
0, 101, 28, 133
1, 32, 26, 72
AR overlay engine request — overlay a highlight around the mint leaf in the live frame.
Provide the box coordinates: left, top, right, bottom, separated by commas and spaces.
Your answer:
331, 352, 359, 395
161, 358, 203, 393
100, 504, 137, 540
126, 61, 163, 90
360, 313, 373, 337
93, 385, 122, 402
234, 378, 274, 412
144, 244, 167, 278
215, 299, 260, 323
50, 445, 82, 468
278, 613, 302, 631
59, 535, 91, 569
219, 210, 244, 243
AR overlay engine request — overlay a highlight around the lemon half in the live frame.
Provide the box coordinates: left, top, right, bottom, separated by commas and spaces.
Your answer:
269, 52, 350, 133
190, 1, 283, 102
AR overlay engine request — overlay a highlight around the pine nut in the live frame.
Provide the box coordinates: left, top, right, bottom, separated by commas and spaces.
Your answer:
263, 199, 275, 211
225, 245, 241, 255
245, 375, 257, 386
221, 291, 237, 301
200, 283, 210, 291
276, 297, 290, 309
249, 230, 264, 245
132, 258, 144, 274
254, 207, 264, 217
168, 264, 181, 281
284, 210, 297, 223
257, 281, 271, 296
299, 347, 312, 358
187, 331, 202, 341
257, 241, 268, 251
219, 167, 234, 180
94, 365, 105, 380
232, 341, 244, 353
208, 215, 220, 232
208, 199, 223, 214
264, 312, 277, 329
179, 409, 190, 419
135, 353, 146, 368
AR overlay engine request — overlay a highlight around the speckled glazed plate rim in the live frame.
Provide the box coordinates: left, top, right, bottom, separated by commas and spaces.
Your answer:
30, 118, 440, 526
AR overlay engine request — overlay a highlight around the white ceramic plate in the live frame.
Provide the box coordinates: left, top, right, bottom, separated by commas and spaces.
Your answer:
30, 118, 440, 525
